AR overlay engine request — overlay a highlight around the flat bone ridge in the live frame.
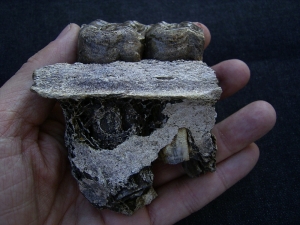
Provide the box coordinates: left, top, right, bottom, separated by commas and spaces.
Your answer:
31, 60, 220, 101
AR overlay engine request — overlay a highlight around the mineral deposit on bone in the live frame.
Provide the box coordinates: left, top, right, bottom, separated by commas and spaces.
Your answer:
31, 60, 222, 215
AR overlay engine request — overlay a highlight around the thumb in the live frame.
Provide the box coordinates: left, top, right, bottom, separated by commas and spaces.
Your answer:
17, 23, 80, 76
0, 23, 80, 137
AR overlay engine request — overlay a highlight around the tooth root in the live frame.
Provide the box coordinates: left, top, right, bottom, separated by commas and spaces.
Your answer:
159, 128, 190, 164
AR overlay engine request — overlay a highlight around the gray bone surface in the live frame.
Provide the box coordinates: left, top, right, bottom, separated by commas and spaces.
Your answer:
31, 60, 219, 100
31, 60, 222, 215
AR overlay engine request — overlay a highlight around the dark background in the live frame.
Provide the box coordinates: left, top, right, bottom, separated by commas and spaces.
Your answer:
0, 0, 299, 224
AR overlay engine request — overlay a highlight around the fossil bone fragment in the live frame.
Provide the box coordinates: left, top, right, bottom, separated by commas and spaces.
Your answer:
31, 60, 222, 215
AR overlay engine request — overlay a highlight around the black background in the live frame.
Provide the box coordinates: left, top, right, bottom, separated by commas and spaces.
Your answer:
1, 0, 299, 224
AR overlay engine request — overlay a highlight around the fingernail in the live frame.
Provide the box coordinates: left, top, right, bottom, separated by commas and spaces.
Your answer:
193, 22, 204, 28
56, 24, 71, 40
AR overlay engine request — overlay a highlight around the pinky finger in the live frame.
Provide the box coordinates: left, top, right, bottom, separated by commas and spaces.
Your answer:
147, 143, 259, 225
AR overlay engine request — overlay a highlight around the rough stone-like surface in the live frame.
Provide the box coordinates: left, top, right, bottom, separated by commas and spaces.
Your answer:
78, 20, 149, 63
31, 60, 220, 100
144, 21, 205, 61
31, 60, 221, 215
77, 20, 205, 64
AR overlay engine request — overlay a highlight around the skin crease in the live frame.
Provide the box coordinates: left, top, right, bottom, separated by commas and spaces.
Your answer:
0, 23, 276, 225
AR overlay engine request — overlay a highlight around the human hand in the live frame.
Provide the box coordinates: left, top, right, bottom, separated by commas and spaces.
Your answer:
0, 23, 276, 225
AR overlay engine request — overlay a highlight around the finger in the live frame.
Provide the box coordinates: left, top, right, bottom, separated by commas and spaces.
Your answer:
194, 22, 211, 49
152, 160, 185, 187
152, 100, 276, 187
0, 24, 80, 137
148, 143, 259, 225
40, 103, 66, 145
195, 23, 250, 99
213, 100, 276, 162
212, 59, 250, 99
17, 23, 80, 78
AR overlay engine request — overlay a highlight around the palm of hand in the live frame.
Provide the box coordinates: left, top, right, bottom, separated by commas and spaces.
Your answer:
0, 24, 276, 225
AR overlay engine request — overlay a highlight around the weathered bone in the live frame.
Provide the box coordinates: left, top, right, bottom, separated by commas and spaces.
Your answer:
31, 19, 222, 215
31, 60, 221, 215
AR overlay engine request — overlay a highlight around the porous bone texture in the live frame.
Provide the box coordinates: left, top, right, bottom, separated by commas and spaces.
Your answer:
31, 60, 221, 215
31, 60, 220, 101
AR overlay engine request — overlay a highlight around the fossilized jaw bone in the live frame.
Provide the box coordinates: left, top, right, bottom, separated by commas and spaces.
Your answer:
31, 19, 221, 215
62, 99, 217, 214
31, 60, 221, 215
